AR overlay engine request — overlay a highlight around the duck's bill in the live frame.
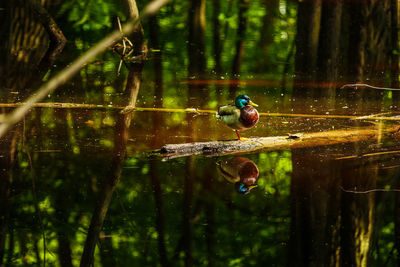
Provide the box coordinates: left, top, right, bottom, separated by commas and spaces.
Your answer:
248, 184, 258, 191
249, 100, 258, 107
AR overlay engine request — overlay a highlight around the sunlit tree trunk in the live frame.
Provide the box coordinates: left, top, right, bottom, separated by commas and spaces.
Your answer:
229, 0, 249, 99
340, 160, 376, 266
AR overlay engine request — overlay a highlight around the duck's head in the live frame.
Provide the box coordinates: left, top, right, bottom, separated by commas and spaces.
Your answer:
235, 182, 258, 195
235, 95, 258, 109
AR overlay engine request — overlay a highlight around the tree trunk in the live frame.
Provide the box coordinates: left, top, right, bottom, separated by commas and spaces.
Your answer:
229, 0, 249, 99
364, 0, 390, 86
340, 160, 376, 266
80, 69, 141, 267
0, 0, 65, 91
316, 0, 343, 97
212, 0, 222, 76
188, 0, 207, 106
257, 0, 279, 71
343, 0, 367, 83
188, 0, 207, 77
293, 0, 322, 97
391, 0, 400, 105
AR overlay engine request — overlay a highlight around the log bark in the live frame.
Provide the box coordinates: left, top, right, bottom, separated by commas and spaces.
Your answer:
155, 125, 400, 159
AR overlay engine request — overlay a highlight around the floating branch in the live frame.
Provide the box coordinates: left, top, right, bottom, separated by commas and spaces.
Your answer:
340, 186, 400, 194
340, 83, 400, 91
335, 149, 400, 160
154, 125, 400, 159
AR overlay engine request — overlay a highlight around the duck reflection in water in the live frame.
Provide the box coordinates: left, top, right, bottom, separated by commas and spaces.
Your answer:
217, 157, 259, 194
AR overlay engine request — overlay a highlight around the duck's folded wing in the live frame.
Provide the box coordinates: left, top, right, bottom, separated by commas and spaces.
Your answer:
218, 105, 237, 115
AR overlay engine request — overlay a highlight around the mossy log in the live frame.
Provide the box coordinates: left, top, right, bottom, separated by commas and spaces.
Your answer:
155, 125, 400, 159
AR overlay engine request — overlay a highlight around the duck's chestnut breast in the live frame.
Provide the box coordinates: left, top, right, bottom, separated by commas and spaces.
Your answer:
239, 106, 259, 128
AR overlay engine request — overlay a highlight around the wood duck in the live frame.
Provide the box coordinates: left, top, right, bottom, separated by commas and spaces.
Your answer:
217, 157, 259, 194
217, 95, 259, 140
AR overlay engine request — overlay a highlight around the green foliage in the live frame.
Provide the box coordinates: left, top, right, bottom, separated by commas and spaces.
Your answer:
58, 0, 124, 32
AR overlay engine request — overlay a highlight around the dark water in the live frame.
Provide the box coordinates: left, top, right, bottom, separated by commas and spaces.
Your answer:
2, 60, 400, 267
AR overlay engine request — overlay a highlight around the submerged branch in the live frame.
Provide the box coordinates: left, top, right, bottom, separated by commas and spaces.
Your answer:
155, 125, 400, 159
0, 0, 170, 139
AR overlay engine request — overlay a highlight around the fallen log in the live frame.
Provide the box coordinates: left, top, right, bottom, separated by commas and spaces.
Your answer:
154, 125, 400, 159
